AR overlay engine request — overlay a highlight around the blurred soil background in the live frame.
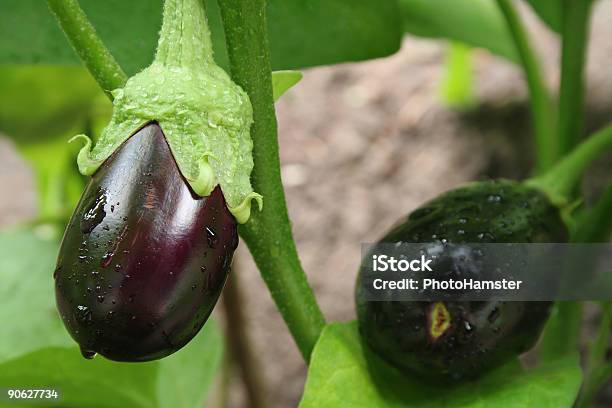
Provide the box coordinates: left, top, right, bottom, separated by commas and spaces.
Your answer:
2, 2, 612, 407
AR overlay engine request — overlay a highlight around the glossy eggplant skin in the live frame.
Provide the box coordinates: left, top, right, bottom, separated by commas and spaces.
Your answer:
356, 180, 568, 381
55, 123, 238, 362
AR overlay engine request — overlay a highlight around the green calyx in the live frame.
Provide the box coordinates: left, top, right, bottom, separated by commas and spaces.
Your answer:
72, 0, 262, 224
525, 123, 612, 225
527, 124, 612, 202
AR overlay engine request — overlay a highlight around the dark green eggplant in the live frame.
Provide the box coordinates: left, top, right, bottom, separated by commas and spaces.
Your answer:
55, 123, 238, 362
356, 180, 568, 381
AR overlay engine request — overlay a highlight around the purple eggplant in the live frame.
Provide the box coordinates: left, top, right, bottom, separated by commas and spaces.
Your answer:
54, 122, 238, 362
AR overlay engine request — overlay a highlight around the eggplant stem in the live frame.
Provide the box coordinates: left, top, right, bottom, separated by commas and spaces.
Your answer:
496, 0, 557, 173
575, 303, 612, 408
155, 0, 215, 68
527, 123, 612, 206
558, 0, 594, 156
222, 268, 268, 408
217, 0, 326, 361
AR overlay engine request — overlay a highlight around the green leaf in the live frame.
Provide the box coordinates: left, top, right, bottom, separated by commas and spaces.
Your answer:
265, 0, 401, 69
525, 0, 562, 33
0, 229, 224, 407
300, 321, 582, 408
0, 348, 159, 408
539, 303, 583, 364
156, 322, 223, 408
399, 0, 519, 62
0, 0, 402, 74
0, 229, 73, 361
0, 326, 223, 408
272, 70, 303, 102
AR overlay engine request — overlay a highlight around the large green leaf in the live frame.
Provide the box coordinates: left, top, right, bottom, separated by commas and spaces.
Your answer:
300, 322, 582, 408
525, 0, 561, 33
399, 0, 518, 62
0, 0, 402, 74
0, 348, 158, 408
0, 328, 223, 408
0, 229, 224, 408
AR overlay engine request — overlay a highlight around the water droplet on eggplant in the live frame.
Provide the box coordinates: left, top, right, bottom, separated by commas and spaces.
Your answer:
80, 348, 97, 360
80, 188, 107, 233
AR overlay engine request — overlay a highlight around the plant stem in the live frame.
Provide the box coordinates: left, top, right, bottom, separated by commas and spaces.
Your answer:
222, 269, 268, 408
573, 183, 612, 242
527, 123, 612, 205
47, 0, 127, 100
496, 0, 556, 173
588, 304, 612, 372
580, 360, 612, 408
217, 0, 326, 361
558, 0, 593, 156
211, 353, 231, 408
576, 303, 612, 408
154, 0, 214, 68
